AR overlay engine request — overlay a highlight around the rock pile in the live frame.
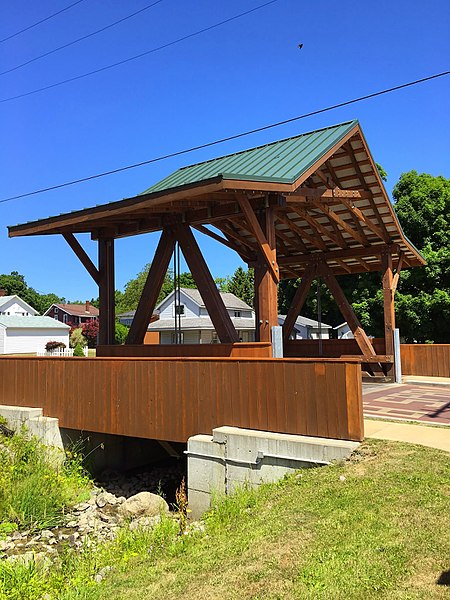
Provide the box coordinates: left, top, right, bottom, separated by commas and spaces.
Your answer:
0, 488, 170, 566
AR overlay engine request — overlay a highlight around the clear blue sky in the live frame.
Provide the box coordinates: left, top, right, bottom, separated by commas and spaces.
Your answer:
1, 0, 449, 302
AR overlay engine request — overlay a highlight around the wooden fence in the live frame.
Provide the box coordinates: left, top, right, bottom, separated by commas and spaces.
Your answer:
284, 338, 386, 358
401, 344, 450, 377
0, 356, 363, 442
97, 342, 272, 358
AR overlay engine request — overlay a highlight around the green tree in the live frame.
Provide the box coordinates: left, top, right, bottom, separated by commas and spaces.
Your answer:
227, 267, 254, 307
0, 272, 65, 314
115, 322, 129, 345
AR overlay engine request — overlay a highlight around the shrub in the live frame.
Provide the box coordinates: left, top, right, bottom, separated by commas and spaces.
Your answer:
115, 322, 129, 345
0, 430, 91, 531
45, 340, 66, 351
70, 327, 87, 349
73, 343, 85, 357
82, 320, 99, 348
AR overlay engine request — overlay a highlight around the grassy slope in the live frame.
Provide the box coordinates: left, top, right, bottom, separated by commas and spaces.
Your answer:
68, 440, 450, 600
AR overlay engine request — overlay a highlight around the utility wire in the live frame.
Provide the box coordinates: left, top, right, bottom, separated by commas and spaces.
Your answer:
0, 0, 279, 104
1, 68, 449, 205
0, 0, 166, 77
0, 0, 88, 44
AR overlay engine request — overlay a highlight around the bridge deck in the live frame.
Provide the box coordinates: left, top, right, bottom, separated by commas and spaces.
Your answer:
0, 356, 363, 443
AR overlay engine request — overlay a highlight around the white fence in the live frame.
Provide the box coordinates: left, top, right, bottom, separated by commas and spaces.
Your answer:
37, 347, 89, 357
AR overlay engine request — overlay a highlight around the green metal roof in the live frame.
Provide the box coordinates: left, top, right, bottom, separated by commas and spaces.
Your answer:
142, 120, 358, 195
0, 316, 70, 329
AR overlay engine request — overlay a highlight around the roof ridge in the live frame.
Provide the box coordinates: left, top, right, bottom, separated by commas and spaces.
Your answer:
176, 120, 358, 173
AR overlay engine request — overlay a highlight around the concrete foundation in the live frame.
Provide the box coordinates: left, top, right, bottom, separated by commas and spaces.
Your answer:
0, 404, 64, 450
187, 426, 360, 519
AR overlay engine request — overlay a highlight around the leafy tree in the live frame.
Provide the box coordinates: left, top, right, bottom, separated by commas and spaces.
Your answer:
73, 343, 85, 357
227, 267, 254, 307
115, 322, 129, 345
70, 328, 87, 349
81, 320, 99, 348
0, 271, 65, 314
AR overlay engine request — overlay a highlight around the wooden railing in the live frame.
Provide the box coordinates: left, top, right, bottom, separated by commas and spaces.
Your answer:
97, 342, 273, 358
0, 356, 363, 442
285, 338, 387, 358
401, 344, 450, 377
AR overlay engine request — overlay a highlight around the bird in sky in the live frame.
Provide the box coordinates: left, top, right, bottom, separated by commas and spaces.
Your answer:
298, 43, 303, 49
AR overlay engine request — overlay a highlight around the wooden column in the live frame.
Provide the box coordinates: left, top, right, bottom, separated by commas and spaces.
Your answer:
126, 229, 175, 345
174, 224, 239, 343
254, 206, 278, 342
98, 237, 115, 346
382, 250, 396, 360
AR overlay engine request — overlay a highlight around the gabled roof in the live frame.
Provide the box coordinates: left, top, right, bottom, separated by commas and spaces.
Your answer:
144, 121, 358, 193
8, 120, 425, 278
278, 315, 332, 330
44, 303, 99, 317
0, 295, 39, 316
156, 288, 252, 312
0, 316, 70, 329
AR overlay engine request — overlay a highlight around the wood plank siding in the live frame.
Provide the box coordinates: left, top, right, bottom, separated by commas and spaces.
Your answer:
0, 356, 363, 442
285, 338, 386, 358
97, 342, 272, 358
401, 344, 450, 377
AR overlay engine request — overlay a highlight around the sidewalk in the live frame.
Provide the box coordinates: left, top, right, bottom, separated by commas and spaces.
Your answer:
364, 418, 450, 453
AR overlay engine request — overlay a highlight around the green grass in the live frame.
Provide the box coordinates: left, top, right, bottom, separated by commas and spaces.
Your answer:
1, 440, 450, 599
0, 428, 91, 532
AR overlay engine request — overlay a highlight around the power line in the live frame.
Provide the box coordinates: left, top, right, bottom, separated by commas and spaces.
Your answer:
0, 0, 279, 104
0, 0, 88, 44
1, 68, 449, 205
0, 0, 166, 77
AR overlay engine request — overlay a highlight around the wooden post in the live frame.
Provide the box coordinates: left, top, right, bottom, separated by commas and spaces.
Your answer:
174, 224, 239, 343
319, 262, 376, 358
126, 229, 176, 345
98, 237, 115, 346
254, 206, 278, 342
382, 249, 395, 363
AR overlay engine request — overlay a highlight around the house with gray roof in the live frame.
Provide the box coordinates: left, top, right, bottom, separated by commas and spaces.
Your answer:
0, 292, 39, 317
0, 316, 70, 355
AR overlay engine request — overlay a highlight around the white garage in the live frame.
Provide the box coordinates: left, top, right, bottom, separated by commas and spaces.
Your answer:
0, 316, 70, 355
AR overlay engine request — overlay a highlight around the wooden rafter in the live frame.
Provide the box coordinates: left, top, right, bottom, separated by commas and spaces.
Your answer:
174, 224, 239, 343
282, 263, 317, 342
63, 233, 100, 284
311, 201, 368, 247
318, 262, 377, 358
279, 243, 399, 266
192, 224, 252, 262
216, 221, 258, 253
276, 212, 327, 251
291, 206, 346, 249
236, 195, 279, 282
339, 197, 390, 243
126, 229, 176, 345
324, 161, 341, 188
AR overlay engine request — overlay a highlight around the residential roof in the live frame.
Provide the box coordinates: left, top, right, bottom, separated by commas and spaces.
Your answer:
8, 120, 425, 278
157, 288, 252, 311
0, 316, 70, 329
46, 303, 99, 317
278, 315, 332, 329
0, 295, 39, 315
143, 121, 359, 193
147, 317, 255, 332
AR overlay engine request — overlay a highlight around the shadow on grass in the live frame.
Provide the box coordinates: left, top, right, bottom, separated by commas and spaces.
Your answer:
437, 570, 450, 586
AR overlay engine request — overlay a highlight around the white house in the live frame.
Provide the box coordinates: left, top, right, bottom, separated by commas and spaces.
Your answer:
0, 316, 70, 355
121, 288, 332, 344
278, 315, 332, 340
146, 288, 255, 344
0, 294, 39, 317
334, 322, 354, 339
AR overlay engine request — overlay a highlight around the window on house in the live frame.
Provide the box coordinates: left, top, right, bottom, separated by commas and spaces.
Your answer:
63, 314, 68, 324
174, 304, 185, 316
211, 331, 219, 344
234, 311, 241, 318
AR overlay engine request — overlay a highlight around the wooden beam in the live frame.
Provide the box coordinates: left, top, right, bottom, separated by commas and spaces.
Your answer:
63, 233, 99, 284
237, 195, 279, 282
382, 250, 395, 359
278, 243, 400, 266
174, 224, 239, 343
254, 207, 279, 342
290, 206, 346, 249
392, 252, 404, 293
276, 212, 327, 251
318, 262, 377, 358
287, 188, 373, 201
126, 229, 176, 345
339, 197, 391, 243
312, 201, 369, 247
192, 224, 252, 262
98, 238, 115, 346
282, 263, 317, 342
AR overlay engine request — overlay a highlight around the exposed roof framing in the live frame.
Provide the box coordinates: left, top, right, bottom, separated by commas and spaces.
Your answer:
8, 120, 425, 278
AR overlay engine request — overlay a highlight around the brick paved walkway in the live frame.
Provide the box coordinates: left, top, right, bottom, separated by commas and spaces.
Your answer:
363, 384, 450, 426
